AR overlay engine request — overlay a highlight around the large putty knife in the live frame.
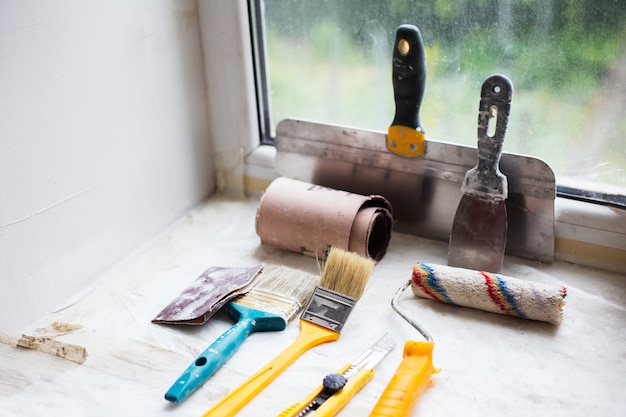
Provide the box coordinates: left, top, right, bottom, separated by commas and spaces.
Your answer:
274, 35, 555, 264
448, 74, 513, 273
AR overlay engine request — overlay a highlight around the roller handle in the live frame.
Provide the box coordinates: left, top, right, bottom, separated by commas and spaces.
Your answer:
387, 24, 427, 157
201, 320, 340, 417
462, 74, 513, 198
368, 341, 435, 417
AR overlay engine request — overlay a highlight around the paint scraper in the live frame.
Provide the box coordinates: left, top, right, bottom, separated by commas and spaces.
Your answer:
448, 74, 513, 273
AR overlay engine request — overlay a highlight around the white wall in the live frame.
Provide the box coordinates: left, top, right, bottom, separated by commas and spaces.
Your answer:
0, 0, 215, 338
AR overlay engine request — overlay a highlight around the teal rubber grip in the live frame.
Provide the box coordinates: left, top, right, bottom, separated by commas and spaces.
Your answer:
164, 303, 286, 404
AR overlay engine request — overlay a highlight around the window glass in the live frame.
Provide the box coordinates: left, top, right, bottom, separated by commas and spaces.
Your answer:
259, 0, 626, 201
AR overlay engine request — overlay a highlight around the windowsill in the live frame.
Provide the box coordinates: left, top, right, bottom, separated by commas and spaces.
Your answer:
244, 144, 626, 273
1, 195, 623, 416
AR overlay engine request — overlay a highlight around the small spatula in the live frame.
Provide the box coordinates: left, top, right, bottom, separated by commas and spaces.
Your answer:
448, 74, 513, 273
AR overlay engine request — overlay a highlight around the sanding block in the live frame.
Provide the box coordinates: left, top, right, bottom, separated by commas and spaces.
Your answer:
152, 265, 263, 325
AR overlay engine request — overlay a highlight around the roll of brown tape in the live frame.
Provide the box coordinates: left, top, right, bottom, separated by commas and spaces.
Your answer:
255, 177, 393, 261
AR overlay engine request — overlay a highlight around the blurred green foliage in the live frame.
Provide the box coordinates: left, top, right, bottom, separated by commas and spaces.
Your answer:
262, 0, 626, 187
265, 0, 625, 89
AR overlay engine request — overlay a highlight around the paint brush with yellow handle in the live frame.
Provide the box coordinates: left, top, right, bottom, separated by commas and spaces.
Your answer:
199, 247, 376, 417
370, 260, 566, 416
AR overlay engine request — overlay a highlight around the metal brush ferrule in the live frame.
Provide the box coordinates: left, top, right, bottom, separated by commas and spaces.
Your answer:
300, 286, 356, 333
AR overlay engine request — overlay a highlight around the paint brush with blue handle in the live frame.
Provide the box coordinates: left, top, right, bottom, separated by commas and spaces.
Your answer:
165, 265, 319, 404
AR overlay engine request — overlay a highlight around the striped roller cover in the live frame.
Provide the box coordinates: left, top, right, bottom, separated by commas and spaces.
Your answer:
411, 263, 567, 324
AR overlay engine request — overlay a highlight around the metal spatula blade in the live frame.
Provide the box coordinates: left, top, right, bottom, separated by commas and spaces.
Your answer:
448, 195, 507, 273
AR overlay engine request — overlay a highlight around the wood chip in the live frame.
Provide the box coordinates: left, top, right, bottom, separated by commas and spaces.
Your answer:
16, 335, 87, 364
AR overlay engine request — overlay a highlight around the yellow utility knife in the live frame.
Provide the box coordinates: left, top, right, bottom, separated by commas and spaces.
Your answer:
277, 334, 396, 417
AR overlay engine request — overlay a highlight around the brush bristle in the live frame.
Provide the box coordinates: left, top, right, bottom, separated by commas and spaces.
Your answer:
235, 265, 320, 320
320, 247, 375, 300
254, 265, 320, 304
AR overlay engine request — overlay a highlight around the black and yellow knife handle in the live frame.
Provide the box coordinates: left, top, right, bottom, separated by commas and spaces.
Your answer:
388, 24, 427, 157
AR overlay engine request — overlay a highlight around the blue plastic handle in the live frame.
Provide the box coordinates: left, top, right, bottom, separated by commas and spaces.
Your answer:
164, 303, 286, 404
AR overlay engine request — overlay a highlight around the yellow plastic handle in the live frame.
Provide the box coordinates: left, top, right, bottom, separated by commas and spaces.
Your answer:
276, 364, 357, 417
314, 368, 375, 417
387, 126, 426, 157
277, 395, 318, 417
368, 341, 436, 417
200, 320, 340, 417
277, 365, 366, 417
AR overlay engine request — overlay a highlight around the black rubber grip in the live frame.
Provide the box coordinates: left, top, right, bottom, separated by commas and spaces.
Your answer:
391, 24, 426, 132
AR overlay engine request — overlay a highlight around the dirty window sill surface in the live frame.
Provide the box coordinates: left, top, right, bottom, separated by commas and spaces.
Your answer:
0, 196, 624, 416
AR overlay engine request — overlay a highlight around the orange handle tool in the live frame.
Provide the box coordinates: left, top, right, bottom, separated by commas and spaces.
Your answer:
368, 340, 436, 417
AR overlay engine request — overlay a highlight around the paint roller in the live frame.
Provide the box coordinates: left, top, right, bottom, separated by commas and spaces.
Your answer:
411, 262, 567, 324
368, 263, 567, 416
